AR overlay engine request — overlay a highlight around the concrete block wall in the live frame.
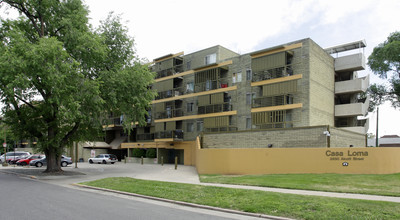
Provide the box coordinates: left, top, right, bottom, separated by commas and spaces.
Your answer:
202, 126, 328, 148
308, 39, 335, 126
330, 127, 366, 148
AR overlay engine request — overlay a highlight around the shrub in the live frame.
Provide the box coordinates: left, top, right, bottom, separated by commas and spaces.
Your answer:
132, 148, 145, 158
146, 148, 157, 158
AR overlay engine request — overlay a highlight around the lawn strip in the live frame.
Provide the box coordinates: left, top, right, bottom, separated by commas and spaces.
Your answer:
80, 177, 400, 220
199, 173, 400, 196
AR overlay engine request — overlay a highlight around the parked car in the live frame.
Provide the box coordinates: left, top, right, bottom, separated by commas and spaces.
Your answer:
16, 154, 45, 166
0, 151, 31, 163
88, 154, 117, 164
8, 154, 31, 164
29, 155, 72, 167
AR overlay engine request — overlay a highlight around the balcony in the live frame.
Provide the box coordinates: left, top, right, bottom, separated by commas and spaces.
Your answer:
252, 64, 293, 82
198, 103, 232, 115
103, 117, 123, 129
334, 53, 365, 72
252, 95, 293, 108
338, 118, 369, 134
136, 133, 155, 142
335, 75, 369, 94
156, 87, 184, 100
155, 108, 183, 119
335, 98, 369, 117
155, 64, 184, 79
194, 78, 229, 93
154, 130, 184, 140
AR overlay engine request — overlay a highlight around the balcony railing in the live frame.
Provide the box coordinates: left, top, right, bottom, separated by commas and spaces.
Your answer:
156, 87, 184, 100
154, 130, 184, 140
335, 98, 369, 117
334, 53, 366, 72
198, 103, 232, 115
155, 108, 183, 119
252, 65, 293, 82
103, 117, 123, 127
136, 133, 154, 142
204, 127, 238, 133
155, 65, 184, 79
252, 95, 293, 108
194, 77, 229, 93
335, 75, 369, 95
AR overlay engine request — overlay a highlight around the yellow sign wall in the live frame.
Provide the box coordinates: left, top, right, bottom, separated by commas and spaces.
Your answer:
195, 147, 400, 175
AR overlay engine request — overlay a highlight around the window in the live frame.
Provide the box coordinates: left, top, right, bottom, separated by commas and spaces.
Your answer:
186, 61, 191, 70
187, 102, 194, 112
246, 69, 252, 81
187, 122, 194, 132
205, 53, 216, 65
186, 82, 194, 93
232, 72, 242, 84
246, 92, 255, 105
246, 117, 252, 129
246, 93, 251, 105
197, 121, 203, 132
237, 72, 242, 82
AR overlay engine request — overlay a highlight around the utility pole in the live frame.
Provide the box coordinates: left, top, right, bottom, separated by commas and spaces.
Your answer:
375, 107, 379, 147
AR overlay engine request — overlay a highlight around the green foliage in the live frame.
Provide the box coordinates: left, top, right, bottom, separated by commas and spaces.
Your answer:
145, 148, 156, 158
367, 83, 388, 112
368, 31, 400, 108
0, 1, 155, 171
132, 148, 145, 158
82, 177, 400, 220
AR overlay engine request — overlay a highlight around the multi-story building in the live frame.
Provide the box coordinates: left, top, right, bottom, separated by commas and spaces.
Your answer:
115, 38, 369, 164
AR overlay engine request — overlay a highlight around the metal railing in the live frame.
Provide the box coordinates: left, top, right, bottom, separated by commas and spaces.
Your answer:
156, 87, 184, 100
194, 78, 229, 93
103, 117, 123, 127
198, 103, 232, 115
155, 108, 183, 119
136, 133, 154, 141
252, 65, 293, 82
154, 130, 184, 140
252, 95, 293, 108
204, 127, 238, 133
155, 65, 184, 79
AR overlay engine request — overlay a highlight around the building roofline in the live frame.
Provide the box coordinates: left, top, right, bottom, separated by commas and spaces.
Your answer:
324, 39, 366, 54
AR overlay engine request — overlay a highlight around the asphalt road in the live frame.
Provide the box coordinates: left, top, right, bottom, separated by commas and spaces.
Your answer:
0, 172, 262, 220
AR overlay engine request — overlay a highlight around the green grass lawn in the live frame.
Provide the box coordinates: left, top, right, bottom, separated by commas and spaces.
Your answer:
200, 173, 400, 196
81, 177, 400, 220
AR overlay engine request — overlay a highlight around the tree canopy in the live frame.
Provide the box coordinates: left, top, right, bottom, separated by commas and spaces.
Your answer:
0, 0, 155, 172
368, 31, 400, 108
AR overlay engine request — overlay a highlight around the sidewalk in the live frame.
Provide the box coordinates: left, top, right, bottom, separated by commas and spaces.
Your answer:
1, 162, 399, 203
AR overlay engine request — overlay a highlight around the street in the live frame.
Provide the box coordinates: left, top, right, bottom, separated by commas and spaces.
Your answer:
0, 172, 262, 220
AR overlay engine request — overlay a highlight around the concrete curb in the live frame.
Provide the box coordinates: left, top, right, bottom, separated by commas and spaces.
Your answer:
72, 183, 293, 220
0, 169, 37, 179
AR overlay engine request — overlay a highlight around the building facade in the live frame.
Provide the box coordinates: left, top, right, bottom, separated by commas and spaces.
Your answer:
115, 38, 369, 164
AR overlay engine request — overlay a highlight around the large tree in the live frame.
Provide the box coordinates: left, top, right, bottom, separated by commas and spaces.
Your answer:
0, 0, 155, 172
368, 31, 400, 108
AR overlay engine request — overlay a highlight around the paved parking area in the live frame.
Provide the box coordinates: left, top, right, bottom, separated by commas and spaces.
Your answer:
0, 162, 200, 186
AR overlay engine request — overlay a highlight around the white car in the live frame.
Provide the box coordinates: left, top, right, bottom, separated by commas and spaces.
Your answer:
0, 151, 31, 163
88, 154, 117, 164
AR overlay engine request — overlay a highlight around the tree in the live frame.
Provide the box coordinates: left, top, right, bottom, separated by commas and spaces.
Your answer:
0, 0, 155, 172
368, 31, 400, 108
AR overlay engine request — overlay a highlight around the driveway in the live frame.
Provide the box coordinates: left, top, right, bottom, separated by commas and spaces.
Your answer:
0, 162, 201, 186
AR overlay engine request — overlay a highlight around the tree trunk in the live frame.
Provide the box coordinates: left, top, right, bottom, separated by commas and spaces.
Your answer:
44, 148, 62, 173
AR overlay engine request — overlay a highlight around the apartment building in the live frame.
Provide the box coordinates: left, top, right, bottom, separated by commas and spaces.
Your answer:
116, 38, 369, 164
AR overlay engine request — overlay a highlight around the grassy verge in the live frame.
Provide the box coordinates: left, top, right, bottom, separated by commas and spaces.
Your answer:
200, 173, 400, 196
81, 177, 400, 220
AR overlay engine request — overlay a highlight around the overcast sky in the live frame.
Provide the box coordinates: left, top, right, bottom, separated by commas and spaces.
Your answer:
3, 0, 400, 137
